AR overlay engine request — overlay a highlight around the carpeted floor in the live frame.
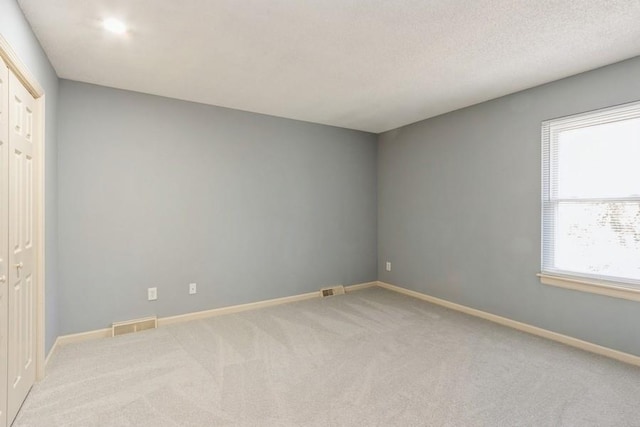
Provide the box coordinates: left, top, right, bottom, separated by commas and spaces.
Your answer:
13, 287, 640, 426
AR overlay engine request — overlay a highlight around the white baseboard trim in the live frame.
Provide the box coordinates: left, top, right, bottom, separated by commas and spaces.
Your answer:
56, 328, 112, 346
45, 327, 111, 372
158, 291, 320, 327
44, 338, 59, 369
46, 281, 376, 366
377, 281, 640, 367
345, 281, 377, 292
159, 282, 375, 326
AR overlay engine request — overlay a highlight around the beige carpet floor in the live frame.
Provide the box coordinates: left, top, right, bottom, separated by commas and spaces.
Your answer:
13, 287, 640, 426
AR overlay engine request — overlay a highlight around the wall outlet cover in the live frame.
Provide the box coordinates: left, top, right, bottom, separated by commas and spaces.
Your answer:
148, 287, 158, 301
189, 283, 197, 295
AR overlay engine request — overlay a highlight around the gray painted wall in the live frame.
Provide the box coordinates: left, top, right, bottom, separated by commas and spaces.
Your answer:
10, 0, 637, 357
57, 80, 377, 335
1, 0, 59, 352
378, 56, 640, 356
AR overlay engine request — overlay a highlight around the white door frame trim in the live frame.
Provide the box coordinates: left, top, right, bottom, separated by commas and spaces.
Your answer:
0, 34, 46, 381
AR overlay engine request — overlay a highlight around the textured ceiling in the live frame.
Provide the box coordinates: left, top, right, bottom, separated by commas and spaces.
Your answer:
17, 0, 640, 133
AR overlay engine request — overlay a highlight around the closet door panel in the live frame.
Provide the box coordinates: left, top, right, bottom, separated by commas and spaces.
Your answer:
7, 70, 36, 425
0, 57, 9, 427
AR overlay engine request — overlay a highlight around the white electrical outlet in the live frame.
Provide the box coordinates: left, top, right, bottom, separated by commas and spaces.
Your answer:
386, 261, 392, 272
148, 287, 157, 301
189, 283, 197, 295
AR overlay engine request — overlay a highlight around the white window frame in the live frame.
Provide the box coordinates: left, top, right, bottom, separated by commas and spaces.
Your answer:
539, 100, 640, 302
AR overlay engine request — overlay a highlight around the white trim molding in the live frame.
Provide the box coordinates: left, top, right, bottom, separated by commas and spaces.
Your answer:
45, 281, 377, 369
44, 337, 58, 368
158, 291, 320, 327
377, 281, 640, 367
45, 328, 112, 369
48, 279, 640, 371
159, 282, 376, 326
344, 281, 377, 292
0, 35, 44, 98
52, 328, 111, 347
45, 328, 111, 367
538, 273, 640, 303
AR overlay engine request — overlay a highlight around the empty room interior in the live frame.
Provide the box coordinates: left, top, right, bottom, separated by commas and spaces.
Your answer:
1, 0, 640, 425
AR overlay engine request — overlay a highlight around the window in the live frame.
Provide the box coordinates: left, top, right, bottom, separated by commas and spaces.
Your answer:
541, 101, 640, 296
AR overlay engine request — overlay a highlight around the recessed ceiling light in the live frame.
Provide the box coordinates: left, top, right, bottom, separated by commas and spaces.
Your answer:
103, 18, 127, 34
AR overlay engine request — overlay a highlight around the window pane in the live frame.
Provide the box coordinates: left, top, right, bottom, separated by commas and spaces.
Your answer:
556, 118, 640, 199
555, 201, 640, 281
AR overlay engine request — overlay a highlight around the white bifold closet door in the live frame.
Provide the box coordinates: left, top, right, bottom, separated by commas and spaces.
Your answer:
0, 55, 37, 427
0, 55, 9, 427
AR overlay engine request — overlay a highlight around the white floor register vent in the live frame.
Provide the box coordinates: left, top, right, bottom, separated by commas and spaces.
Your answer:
320, 285, 345, 297
112, 316, 158, 337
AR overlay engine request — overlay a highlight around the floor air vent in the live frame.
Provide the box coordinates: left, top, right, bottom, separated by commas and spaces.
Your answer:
320, 285, 345, 297
112, 316, 157, 337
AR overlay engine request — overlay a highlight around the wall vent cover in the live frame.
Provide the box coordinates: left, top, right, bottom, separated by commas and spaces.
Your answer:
320, 285, 345, 297
112, 316, 157, 337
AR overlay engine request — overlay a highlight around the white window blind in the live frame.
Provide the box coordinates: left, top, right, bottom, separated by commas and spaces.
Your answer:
542, 101, 640, 287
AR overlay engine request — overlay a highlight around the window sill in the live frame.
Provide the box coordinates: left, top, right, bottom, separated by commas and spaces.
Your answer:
538, 273, 640, 303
